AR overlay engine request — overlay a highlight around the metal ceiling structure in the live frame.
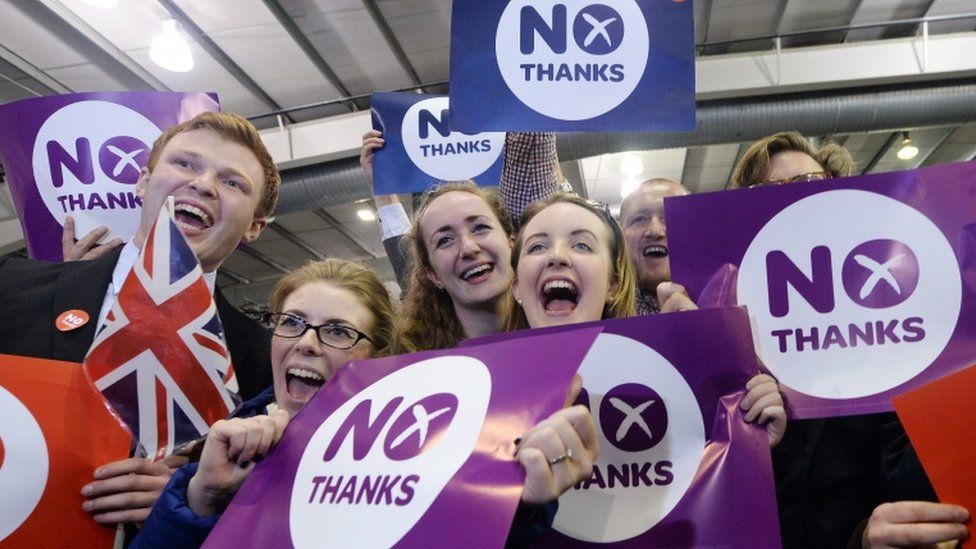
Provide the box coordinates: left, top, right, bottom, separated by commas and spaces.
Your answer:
0, 0, 974, 306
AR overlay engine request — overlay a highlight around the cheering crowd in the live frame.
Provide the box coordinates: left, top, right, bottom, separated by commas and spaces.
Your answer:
0, 110, 967, 548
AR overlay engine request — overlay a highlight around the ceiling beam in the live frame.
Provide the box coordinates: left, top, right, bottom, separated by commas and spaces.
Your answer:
236, 243, 291, 274
268, 223, 326, 260
155, 0, 293, 122
314, 208, 381, 258
916, 126, 955, 167
218, 267, 252, 285
361, 0, 424, 87
0, 42, 70, 94
14, 0, 167, 91
860, 131, 900, 174
260, 0, 359, 112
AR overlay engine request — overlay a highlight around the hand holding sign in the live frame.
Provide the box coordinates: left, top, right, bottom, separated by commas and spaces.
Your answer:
517, 404, 599, 504
82, 456, 183, 524
657, 281, 698, 313
187, 409, 291, 517
861, 501, 969, 548
359, 130, 400, 208
740, 373, 787, 447
61, 215, 123, 262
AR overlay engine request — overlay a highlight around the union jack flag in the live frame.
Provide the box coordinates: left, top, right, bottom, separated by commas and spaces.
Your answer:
83, 205, 239, 459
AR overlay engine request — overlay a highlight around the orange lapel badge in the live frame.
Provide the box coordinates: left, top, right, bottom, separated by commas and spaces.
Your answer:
55, 309, 90, 332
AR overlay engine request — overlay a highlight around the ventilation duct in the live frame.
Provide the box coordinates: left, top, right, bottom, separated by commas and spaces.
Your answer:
276, 79, 976, 215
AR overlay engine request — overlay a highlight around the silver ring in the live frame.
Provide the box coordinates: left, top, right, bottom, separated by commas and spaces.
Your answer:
548, 448, 573, 466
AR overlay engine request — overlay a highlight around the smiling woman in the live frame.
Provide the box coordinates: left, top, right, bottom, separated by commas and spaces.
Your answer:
508, 193, 637, 330
131, 258, 397, 547
398, 181, 516, 353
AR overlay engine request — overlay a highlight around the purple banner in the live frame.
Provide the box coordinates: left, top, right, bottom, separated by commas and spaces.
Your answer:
371, 92, 505, 194
0, 92, 219, 261
205, 328, 602, 548
667, 162, 976, 419
466, 307, 780, 547
448, 0, 695, 131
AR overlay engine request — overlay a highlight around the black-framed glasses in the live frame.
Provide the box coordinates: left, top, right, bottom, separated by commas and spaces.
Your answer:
756, 171, 828, 187
264, 312, 373, 350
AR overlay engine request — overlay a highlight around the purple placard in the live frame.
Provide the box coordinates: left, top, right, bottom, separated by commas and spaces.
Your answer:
667, 162, 976, 419
448, 0, 695, 131
371, 92, 506, 194
205, 327, 602, 548
468, 307, 780, 547
0, 92, 219, 261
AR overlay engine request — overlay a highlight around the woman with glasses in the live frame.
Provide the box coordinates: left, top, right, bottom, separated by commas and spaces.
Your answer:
132, 258, 395, 547
727, 133, 965, 549
134, 258, 595, 546
728, 130, 854, 190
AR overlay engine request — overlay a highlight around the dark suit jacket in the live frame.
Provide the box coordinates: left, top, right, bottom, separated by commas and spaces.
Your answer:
0, 249, 271, 400
773, 413, 936, 548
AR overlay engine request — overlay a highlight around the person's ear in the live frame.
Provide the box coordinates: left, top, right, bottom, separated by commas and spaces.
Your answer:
135, 167, 151, 199
242, 216, 271, 243
512, 276, 522, 306
426, 268, 444, 290
606, 273, 618, 304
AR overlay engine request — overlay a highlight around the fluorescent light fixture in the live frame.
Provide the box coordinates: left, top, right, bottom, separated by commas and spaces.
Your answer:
896, 132, 919, 160
81, 0, 119, 7
150, 20, 194, 72
620, 177, 640, 199
356, 208, 376, 222
619, 154, 644, 177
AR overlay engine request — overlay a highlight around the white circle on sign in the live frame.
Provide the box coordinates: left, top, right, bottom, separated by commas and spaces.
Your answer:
401, 97, 505, 181
290, 356, 491, 548
554, 333, 705, 543
0, 385, 49, 541
737, 190, 961, 399
495, 0, 649, 120
32, 100, 161, 242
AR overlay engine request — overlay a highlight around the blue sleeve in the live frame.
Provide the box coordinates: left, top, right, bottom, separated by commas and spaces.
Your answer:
130, 462, 221, 549
505, 500, 558, 548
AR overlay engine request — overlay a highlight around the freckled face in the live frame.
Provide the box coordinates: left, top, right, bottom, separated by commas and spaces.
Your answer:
514, 202, 615, 328
419, 191, 513, 310
135, 129, 267, 273
270, 282, 375, 416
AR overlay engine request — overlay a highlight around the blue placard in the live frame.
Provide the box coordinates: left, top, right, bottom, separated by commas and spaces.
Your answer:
370, 92, 506, 195
449, 0, 696, 132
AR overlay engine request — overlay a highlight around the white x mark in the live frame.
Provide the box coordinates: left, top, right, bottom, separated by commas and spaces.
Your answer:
854, 253, 905, 299
389, 403, 452, 450
609, 397, 655, 442
107, 145, 144, 177
581, 13, 617, 48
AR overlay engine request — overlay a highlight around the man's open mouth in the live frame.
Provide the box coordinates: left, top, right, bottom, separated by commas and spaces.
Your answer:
643, 245, 668, 258
541, 279, 579, 314
174, 203, 213, 231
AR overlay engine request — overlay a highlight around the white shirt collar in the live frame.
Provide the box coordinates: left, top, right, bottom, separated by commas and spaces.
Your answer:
110, 239, 217, 298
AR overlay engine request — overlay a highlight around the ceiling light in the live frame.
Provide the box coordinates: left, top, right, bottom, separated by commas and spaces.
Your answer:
620, 177, 640, 199
356, 208, 376, 222
897, 131, 919, 160
81, 0, 119, 7
619, 154, 644, 177
150, 20, 194, 72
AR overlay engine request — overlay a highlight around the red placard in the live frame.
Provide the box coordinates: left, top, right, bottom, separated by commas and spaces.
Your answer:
0, 354, 130, 547
893, 363, 976, 534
